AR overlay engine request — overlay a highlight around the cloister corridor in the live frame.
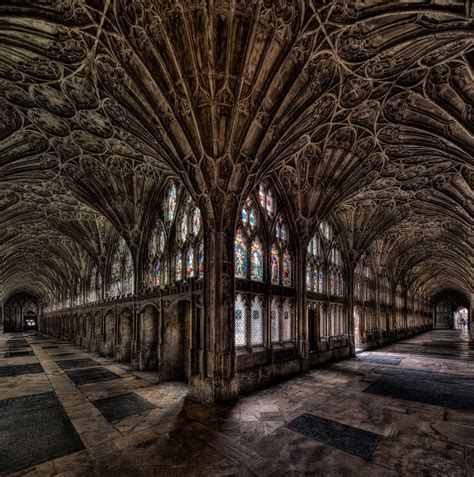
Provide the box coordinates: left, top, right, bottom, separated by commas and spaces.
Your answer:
1, 329, 473, 476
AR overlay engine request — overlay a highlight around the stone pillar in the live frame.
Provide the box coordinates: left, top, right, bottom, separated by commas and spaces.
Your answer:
346, 266, 356, 357
188, 223, 239, 403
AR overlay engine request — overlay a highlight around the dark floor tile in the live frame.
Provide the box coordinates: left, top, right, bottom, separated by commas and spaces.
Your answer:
286, 413, 381, 459
0, 363, 43, 377
0, 392, 84, 474
65, 366, 120, 385
42, 345, 59, 349
92, 392, 156, 422
3, 351, 35, 358
56, 358, 98, 370
358, 355, 402, 366
364, 374, 474, 410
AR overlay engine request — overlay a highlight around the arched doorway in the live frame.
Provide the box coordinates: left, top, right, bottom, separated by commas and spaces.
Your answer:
23, 310, 38, 331
454, 307, 469, 330
160, 300, 190, 381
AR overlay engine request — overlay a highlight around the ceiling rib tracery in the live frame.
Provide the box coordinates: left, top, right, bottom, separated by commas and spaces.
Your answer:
0, 0, 472, 303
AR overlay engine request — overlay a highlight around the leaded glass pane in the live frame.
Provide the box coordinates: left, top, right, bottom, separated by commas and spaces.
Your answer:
176, 253, 183, 281
251, 297, 263, 345
186, 247, 194, 277
266, 189, 275, 216
306, 264, 312, 291
241, 207, 248, 225
282, 300, 292, 341
318, 270, 324, 293
271, 246, 279, 284
251, 238, 263, 281
179, 215, 187, 242
154, 262, 161, 286
249, 209, 257, 228
282, 250, 291, 286
192, 208, 201, 235
235, 294, 246, 347
198, 242, 204, 278
271, 299, 279, 342
167, 183, 177, 222
234, 230, 247, 278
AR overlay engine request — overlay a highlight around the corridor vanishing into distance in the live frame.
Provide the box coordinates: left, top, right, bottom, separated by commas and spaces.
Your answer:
0, 1, 472, 476
1, 329, 473, 476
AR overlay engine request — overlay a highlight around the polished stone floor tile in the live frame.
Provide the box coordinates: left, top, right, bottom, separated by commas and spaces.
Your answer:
286, 412, 381, 459
65, 367, 121, 386
0, 391, 84, 475
3, 351, 35, 358
0, 363, 43, 377
92, 392, 156, 422
56, 358, 98, 370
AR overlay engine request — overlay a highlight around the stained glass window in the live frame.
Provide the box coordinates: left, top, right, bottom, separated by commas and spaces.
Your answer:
319, 270, 324, 293
271, 298, 279, 342
235, 294, 246, 347
249, 209, 257, 228
282, 250, 291, 286
198, 242, 204, 278
167, 183, 177, 222
192, 208, 201, 235
313, 267, 319, 292
89, 266, 97, 302
329, 271, 335, 295
179, 215, 188, 242
251, 297, 263, 345
241, 207, 248, 225
124, 250, 134, 295
111, 250, 121, 297
258, 183, 276, 217
158, 230, 165, 253
186, 247, 194, 277
251, 238, 263, 281
306, 264, 312, 290
282, 300, 292, 341
154, 262, 161, 286
163, 259, 169, 284
176, 253, 183, 281
271, 246, 280, 284
234, 230, 247, 278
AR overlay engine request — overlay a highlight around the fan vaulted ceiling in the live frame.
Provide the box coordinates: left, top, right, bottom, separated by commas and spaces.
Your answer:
0, 0, 472, 303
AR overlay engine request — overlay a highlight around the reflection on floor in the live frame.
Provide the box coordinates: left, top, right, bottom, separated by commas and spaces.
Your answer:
0, 330, 473, 476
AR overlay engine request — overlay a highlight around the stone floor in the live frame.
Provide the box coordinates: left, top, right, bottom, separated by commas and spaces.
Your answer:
0, 330, 473, 476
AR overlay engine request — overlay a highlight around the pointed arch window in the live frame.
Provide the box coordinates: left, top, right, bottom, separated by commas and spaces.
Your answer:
148, 222, 165, 288
170, 193, 203, 283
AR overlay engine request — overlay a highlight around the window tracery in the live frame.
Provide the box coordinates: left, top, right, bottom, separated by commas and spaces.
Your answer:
234, 183, 295, 350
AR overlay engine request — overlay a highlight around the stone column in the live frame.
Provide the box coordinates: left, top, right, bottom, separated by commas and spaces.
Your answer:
188, 223, 239, 403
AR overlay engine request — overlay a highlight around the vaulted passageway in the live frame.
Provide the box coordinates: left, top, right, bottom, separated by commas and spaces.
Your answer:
0, 1, 472, 474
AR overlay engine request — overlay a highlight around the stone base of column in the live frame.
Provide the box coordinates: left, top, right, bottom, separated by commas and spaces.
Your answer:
188, 374, 239, 403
